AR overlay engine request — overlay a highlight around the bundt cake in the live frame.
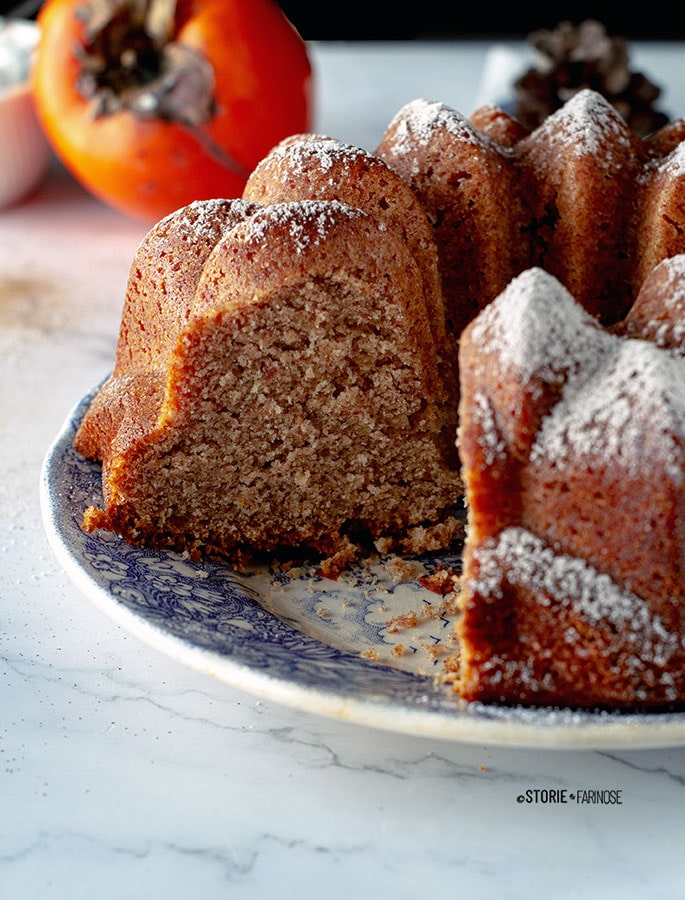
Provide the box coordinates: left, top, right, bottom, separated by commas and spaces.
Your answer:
457, 262, 685, 708
74, 197, 463, 573
73, 88, 685, 710
375, 89, 685, 336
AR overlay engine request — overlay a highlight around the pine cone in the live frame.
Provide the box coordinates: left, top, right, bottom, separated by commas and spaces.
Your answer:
513, 19, 670, 137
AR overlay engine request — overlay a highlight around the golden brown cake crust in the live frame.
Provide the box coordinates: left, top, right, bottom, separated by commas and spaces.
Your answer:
458, 528, 685, 708
376, 90, 685, 331
114, 199, 260, 373
376, 98, 527, 338
616, 255, 685, 354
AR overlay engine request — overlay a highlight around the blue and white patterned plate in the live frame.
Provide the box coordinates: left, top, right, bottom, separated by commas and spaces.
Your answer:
39, 386, 685, 749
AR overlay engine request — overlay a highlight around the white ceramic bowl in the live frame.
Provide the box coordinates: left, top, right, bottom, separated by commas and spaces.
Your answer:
0, 19, 51, 209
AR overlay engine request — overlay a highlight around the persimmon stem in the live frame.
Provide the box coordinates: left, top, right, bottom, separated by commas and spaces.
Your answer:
75, 0, 248, 176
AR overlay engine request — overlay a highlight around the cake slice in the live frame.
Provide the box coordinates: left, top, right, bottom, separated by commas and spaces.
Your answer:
75, 199, 463, 571
75, 198, 259, 464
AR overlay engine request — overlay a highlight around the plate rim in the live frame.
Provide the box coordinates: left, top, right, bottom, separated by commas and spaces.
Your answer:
38, 385, 685, 751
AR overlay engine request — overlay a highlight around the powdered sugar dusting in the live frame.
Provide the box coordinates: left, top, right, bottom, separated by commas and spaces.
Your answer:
532, 339, 685, 479
653, 320, 685, 353
265, 138, 371, 179
165, 198, 256, 242
472, 391, 507, 464
238, 200, 366, 254
473, 527, 681, 675
534, 89, 634, 165
470, 268, 611, 385
655, 254, 685, 305
382, 98, 483, 157
629, 255, 685, 355
657, 140, 685, 178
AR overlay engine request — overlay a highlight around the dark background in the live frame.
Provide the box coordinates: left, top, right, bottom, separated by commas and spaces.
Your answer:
2, 1, 684, 41
276, 4, 685, 41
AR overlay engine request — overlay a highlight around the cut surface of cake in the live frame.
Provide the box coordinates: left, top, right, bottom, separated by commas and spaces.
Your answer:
457, 265, 685, 708
376, 89, 685, 337
75, 198, 463, 573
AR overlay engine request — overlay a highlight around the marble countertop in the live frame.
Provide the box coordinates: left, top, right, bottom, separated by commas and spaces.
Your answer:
2, 40, 685, 899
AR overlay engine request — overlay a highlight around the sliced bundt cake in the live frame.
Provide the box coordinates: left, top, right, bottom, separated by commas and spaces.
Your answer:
75, 199, 463, 571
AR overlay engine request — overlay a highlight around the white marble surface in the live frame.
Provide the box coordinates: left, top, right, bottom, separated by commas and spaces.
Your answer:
2, 40, 685, 899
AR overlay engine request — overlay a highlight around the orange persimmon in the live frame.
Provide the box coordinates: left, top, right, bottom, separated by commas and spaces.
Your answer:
32, 0, 313, 220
